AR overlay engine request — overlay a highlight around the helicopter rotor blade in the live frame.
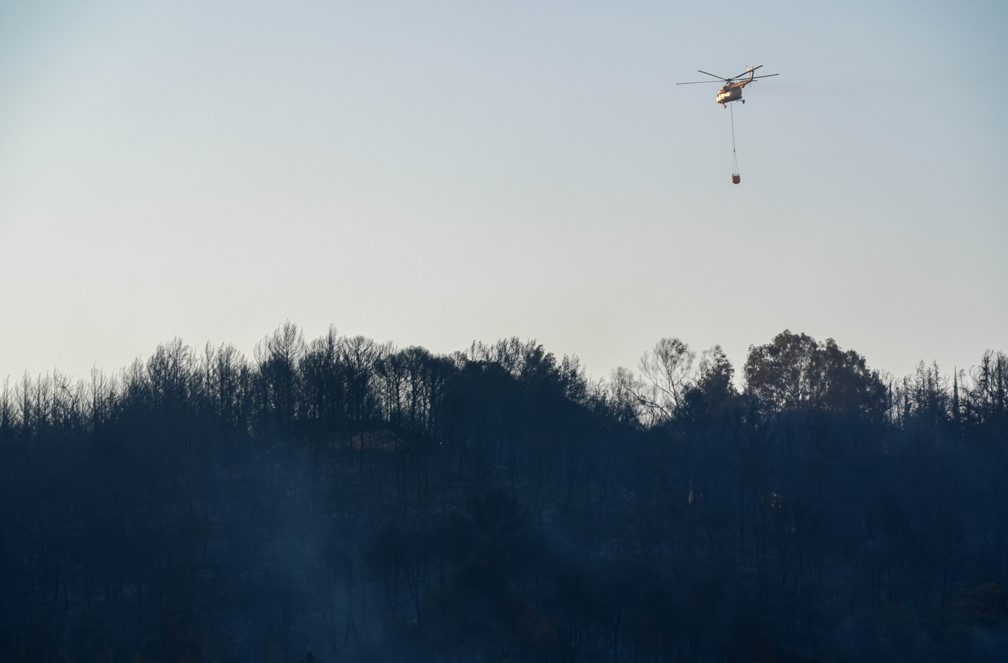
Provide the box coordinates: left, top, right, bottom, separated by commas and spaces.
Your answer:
696, 69, 730, 81
750, 73, 779, 80
728, 64, 764, 81
676, 80, 724, 85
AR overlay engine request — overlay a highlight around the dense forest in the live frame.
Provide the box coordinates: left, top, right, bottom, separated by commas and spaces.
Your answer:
1, 324, 1006, 662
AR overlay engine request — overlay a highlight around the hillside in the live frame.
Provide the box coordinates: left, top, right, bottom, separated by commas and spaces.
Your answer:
1, 325, 1006, 662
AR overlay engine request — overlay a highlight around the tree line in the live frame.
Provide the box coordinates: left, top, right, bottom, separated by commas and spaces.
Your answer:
0, 324, 1006, 662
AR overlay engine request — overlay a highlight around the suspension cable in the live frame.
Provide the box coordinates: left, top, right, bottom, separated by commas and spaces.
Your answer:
729, 103, 740, 179
730, 102, 737, 153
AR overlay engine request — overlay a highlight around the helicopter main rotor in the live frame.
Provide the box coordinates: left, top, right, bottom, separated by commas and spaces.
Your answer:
676, 64, 779, 86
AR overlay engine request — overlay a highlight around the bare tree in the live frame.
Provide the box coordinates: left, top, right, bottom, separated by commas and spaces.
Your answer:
255, 321, 306, 431
635, 337, 697, 425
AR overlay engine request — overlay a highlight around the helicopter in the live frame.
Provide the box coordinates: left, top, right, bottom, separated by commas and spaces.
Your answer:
676, 65, 778, 107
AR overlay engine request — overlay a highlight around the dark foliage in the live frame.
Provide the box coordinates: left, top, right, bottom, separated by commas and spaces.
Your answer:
0, 325, 1005, 662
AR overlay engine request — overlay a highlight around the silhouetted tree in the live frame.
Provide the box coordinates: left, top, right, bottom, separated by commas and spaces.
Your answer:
255, 321, 306, 433
745, 330, 886, 420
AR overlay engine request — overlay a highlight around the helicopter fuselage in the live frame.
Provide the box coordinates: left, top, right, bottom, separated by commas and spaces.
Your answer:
716, 85, 744, 105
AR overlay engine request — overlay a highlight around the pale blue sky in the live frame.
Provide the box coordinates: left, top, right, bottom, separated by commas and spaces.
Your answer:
1, 1, 1005, 383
